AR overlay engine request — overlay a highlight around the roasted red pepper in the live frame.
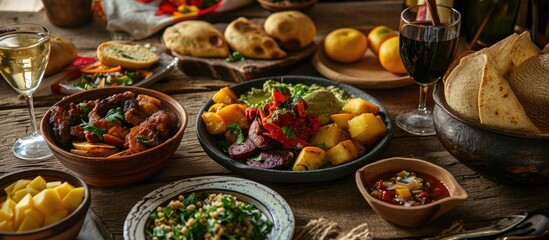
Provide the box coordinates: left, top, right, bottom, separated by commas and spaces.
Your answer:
257, 88, 321, 150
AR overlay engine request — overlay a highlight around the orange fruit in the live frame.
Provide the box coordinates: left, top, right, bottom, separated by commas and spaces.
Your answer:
378, 36, 407, 74
324, 28, 368, 63
367, 25, 398, 56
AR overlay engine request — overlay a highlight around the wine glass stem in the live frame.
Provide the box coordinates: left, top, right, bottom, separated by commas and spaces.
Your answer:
24, 94, 39, 134
417, 84, 429, 113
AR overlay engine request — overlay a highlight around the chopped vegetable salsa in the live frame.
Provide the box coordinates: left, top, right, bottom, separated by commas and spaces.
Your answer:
147, 192, 273, 240
368, 170, 450, 207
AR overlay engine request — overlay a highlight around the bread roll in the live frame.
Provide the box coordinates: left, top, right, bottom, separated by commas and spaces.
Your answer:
224, 17, 286, 59
163, 20, 230, 58
264, 11, 316, 51
44, 34, 77, 77
97, 41, 158, 69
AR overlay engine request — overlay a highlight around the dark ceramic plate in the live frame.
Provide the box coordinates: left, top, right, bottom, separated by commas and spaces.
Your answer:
196, 75, 393, 183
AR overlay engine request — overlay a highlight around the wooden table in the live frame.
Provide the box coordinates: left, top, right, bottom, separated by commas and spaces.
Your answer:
1, 1, 548, 239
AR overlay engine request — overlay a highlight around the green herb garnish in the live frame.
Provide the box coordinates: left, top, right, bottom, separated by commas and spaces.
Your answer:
227, 123, 245, 144
105, 107, 124, 122
226, 51, 246, 62
79, 121, 106, 140
79, 103, 89, 116
282, 126, 295, 138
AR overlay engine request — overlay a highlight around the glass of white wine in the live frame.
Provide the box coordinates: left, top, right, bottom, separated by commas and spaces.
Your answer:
0, 23, 53, 160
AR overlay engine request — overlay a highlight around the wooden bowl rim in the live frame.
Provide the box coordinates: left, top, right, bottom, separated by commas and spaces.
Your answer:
355, 157, 468, 211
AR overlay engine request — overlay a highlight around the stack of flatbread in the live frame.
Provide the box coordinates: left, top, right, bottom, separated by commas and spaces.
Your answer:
444, 32, 546, 134
162, 11, 316, 59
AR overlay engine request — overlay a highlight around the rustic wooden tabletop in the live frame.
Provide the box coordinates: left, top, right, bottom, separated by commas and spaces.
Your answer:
1, 1, 548, 239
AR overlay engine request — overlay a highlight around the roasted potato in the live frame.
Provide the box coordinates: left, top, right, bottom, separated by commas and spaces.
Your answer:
292, 147, 327, 171
326, 140, 358, 166
330, 113, 354, 130
216, 104, 249, 129
212, 87, 238, 104
342, 98, 380, 115
348, 113, 387, 146
310, 123, 349, 149
201, 112, 227, 135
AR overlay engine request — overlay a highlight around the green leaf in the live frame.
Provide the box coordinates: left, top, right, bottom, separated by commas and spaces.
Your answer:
225, 51, 246, 62
79, 121, 105, 141
79, 103, 89, 116
227, 123, 245, 144
282, 126, 295, 138
105, 107, 124, 122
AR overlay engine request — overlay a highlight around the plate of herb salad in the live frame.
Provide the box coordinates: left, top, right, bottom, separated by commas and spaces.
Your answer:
123, 176, 294, 240
49, 43, 177, 95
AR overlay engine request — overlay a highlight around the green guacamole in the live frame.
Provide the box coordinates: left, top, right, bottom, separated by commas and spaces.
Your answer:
239, 80, 351, 124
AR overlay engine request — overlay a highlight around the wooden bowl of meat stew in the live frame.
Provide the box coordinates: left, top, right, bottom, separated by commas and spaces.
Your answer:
355, 157, 468, 227
41, 87, 188, 187
196, 75, 393, 183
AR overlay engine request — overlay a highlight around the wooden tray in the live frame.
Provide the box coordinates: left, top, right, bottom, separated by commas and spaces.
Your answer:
174, 43, 316, 82
312, 26, 414, 89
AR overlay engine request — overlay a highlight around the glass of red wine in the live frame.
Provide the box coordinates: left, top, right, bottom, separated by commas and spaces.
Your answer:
397, 5, 461, 136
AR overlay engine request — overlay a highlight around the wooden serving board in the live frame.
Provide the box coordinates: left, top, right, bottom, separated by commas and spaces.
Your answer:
174, 43, 316, 82
312, 26, 414, 89
172, 18, 317, 82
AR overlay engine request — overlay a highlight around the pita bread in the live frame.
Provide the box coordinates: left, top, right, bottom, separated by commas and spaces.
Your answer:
163, 20, 230, 58
478, 61, 541, 133
224, 17, 287, 59
509, 31, 542, 68
444, 53, 488, 121
264, 11, 316, 51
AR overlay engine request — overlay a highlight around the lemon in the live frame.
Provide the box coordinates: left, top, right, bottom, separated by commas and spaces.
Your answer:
324, 28, 368, 63
378, 36, 407, 74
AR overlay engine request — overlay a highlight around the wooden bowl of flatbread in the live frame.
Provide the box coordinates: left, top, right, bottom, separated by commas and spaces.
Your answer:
433, 32, 549, 185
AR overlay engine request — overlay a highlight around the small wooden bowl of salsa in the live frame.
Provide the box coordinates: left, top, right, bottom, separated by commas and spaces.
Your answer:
355, 157, 468, 227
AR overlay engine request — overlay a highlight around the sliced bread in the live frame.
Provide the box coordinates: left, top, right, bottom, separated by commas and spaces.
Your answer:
97, 41, 158, 69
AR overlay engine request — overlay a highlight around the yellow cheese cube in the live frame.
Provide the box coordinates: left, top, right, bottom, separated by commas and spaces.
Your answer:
17, 215, 41, 232
0, 208, 10, 222
14, 193, 34, 230
4, 182, 16, 196
44, 209, 68, 227
348, 113, 388, 146
27, 176, 47, 193
12, 180, 31, 194
62, 187, 84, 212
310, 123, 349, 149
24, 185, 40, 197
326, 140, 358, 166
0, 220, 14, 232
11, 189, 28, 203
23, 208, 44, 227
46, 181, 62, 189
54, 182, 74, 200
1, 198, 16, 218
33, 188, 63, 215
